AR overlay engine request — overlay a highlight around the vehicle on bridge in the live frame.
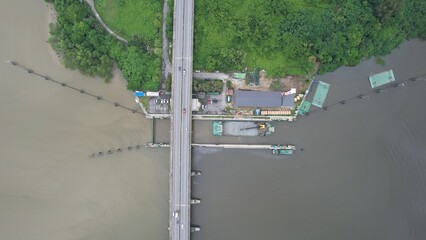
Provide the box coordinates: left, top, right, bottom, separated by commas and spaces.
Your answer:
173, 210, 179, 218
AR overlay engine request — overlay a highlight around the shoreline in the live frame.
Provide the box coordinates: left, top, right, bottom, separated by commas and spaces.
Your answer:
44, 2, 128, 87
46, 3, 62, 67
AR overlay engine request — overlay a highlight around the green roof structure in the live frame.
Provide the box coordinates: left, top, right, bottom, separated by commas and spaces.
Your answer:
312, 81, 330, 108
369, 70, 395, 88
233, 73, 246, 79
298, 100, 312, 116
212, 121, 223, 136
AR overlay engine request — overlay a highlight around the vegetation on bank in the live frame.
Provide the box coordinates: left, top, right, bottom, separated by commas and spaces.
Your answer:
194, 0, 426, 76
166, 0, 174, 43
48, 0, 161, 91
193, 79, 223, 93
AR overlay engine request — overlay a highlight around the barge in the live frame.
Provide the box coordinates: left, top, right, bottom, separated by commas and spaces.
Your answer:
212, 121, 274, 136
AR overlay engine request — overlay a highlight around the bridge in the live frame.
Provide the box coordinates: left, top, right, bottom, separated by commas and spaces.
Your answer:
169, 0, 195, 239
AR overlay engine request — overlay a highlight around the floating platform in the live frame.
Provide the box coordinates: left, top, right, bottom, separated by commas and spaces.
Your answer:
298, 100, 312, 116
312, 81, 330, 108
369, 69, 395, 88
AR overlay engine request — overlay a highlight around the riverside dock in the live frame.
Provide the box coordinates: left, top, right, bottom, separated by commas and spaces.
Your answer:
146, 142, 294, 150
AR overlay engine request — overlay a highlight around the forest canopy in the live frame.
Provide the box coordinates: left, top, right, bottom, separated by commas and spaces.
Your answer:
194, 0, 426, 76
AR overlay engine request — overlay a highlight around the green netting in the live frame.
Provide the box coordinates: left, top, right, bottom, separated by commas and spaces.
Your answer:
369, 70, 395, 88
298, 100, 312, 116
212, 121, 223, 136
312, 81, 330, 108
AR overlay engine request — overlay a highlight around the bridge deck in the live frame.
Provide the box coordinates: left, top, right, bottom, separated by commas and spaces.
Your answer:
169, 0, 194, 240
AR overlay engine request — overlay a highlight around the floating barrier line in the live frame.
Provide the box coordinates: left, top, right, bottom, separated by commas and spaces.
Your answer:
89, 144, 144, 158
7, 60, 143, 115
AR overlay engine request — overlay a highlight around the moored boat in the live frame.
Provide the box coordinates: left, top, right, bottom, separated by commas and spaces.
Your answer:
271, 144, 296, 155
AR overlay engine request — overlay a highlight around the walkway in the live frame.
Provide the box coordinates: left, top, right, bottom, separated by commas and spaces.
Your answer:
83, 0, 128, 43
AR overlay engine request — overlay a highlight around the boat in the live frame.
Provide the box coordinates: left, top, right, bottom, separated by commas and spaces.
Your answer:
212, 121, 274, 136
191, 170, 202, 176
190, 226, 201, 232
271, 144, 296, 155
190, 198, 201, 204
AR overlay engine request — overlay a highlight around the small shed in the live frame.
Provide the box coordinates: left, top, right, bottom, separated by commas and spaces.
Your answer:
192, 98, 200, 111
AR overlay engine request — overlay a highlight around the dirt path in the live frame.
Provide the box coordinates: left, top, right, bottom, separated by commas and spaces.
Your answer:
161, 0, 172, 86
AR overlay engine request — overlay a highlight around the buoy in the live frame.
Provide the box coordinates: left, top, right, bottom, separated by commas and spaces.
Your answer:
61, 83, 66, 86
323, 106, 327, 110
44, 76, 50, 80
135, 145, 141, 149
107, 150, 113, 154
27, 69, 33, 73
97, 152, 103, 156
80, 89, 85, 93
117, 148, 122, 152
89, 154, 95, 158
96, 96, 102, 100
114, 102, 119, 107
340, 100, 345, 105
127, 146, 133, 151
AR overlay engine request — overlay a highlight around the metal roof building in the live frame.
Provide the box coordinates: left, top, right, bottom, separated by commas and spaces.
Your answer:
234, 90, 283, 108
282, 93, 295, 108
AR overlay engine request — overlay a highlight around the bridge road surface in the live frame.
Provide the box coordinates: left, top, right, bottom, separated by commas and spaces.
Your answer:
170, 0, 194, 239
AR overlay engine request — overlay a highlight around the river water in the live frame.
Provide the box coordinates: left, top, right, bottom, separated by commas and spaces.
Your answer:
0, 1, 168, 240
1, 1, 426, 240
191, 40, 426, 240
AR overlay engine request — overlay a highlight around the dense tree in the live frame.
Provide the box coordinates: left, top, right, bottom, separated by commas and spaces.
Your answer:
369, 0, 404, 23
194, 0, 426, 76
49, 0, 160, 91
193, 80, 223, 93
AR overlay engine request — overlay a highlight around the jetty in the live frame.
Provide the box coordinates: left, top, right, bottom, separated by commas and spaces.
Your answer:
146, 142, 294, 150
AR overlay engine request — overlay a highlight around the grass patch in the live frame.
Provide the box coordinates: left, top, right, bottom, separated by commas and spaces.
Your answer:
139, 96, 150, 110
95, 0, 161, 46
